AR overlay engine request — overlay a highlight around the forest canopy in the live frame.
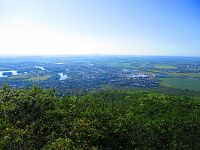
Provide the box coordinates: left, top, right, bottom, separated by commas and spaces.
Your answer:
0, 86, 200, 149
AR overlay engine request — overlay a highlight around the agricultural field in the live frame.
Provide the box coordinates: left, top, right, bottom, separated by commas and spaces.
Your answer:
28, 75, 51, 81
160, 77, 200, 91
0, 56, 200, 94
154, 65, 177, 69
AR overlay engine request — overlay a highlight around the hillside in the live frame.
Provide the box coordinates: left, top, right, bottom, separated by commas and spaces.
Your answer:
1, 86, 199, 149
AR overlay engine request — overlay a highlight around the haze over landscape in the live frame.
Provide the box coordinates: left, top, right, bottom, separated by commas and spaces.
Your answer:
0, 0, 200, 56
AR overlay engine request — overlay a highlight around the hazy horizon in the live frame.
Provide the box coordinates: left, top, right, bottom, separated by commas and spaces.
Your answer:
1, 54, 200, 58
0, 0, 200, 56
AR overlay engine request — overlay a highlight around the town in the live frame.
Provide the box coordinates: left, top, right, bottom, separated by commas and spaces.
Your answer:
0, 56, 200, 95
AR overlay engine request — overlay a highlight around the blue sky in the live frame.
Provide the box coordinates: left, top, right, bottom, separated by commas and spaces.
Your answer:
0, 0, 200, 56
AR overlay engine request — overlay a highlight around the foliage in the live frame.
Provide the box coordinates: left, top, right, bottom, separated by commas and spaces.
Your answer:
0, 86, 200, 149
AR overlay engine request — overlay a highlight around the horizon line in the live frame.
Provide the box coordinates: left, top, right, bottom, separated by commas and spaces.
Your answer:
0, 53, 200, 58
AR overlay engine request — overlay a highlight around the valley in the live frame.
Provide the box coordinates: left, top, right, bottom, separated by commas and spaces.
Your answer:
0, 56, 200, 95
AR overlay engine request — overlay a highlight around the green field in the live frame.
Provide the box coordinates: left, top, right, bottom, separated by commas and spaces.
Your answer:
29, 75, 51, 81
170, 73, 200, 78
155, 65, 177, 69
10, 74, 51, 81
149, 70, 200, 78
160, 77, 200, 91
10, 74, 30, 79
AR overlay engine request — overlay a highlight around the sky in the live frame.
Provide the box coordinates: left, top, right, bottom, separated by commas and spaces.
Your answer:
0, 0, 200, 56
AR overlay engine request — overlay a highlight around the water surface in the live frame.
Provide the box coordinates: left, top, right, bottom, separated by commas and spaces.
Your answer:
0, 70, 19, 78
58, 73, 69, 80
